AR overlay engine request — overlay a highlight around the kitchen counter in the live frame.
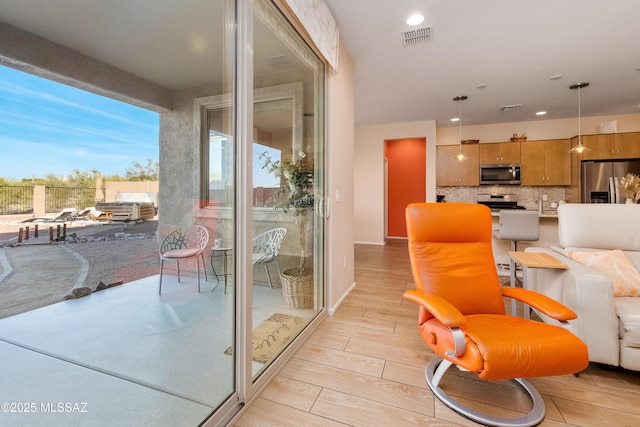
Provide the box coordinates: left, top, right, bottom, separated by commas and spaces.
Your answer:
490, 209, 558, 218
491, 210, 561, 273
539, 210, 559, 218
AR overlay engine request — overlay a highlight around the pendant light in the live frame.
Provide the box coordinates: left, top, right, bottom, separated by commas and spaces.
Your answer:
453, 95, 468, 160
569, 83, 590, 153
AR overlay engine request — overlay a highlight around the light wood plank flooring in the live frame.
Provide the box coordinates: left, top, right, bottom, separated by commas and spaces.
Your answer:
235, 240, 640, 426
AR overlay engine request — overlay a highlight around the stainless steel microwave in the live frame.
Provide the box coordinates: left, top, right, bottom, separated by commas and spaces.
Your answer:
480, 164, 521, 185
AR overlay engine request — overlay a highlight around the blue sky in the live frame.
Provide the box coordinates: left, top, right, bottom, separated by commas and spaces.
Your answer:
0, 65, 159, 181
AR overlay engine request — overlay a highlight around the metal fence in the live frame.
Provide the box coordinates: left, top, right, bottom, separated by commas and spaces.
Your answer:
0, 186, 105, 215
0, 186, 34, 215
45, 187, 104, 213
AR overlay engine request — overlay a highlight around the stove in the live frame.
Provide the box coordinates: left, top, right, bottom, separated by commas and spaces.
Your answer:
477, 194, 526, 211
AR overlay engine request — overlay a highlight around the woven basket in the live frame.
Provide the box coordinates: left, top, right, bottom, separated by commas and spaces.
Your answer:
281, 268, 313, 308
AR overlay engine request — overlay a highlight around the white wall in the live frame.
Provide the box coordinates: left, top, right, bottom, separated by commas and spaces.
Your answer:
437, 113, 640, 146
354, 120, 437, 245
327, 41, 356, 313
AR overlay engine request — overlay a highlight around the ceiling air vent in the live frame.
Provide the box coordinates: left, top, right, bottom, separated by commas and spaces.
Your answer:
500, 104, 522, 112
265, 54, 294, 71
402, 26, 432, 47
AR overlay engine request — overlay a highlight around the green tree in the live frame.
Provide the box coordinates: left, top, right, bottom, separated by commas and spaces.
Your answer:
0, 159, 159, 184
125, 158, 159, 181
66, 169, 98, 187
32, 170, 97, 187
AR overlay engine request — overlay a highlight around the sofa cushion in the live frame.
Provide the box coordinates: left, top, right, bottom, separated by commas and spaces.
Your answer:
568, 250, 640, 297
625, 251, 640, 271
615, 298, 640, 348
560, 247, 640, 270
558, 204, 640, 251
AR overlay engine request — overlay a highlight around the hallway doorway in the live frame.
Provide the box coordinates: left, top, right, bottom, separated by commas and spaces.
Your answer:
384, 137, 426, 238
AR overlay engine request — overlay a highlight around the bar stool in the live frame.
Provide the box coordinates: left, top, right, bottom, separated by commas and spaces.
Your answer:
493, 210, 539, 300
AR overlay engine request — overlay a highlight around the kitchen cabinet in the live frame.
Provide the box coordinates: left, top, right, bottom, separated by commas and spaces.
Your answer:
479, 141, 521, 164
520, 139, 571, 185
614, 132, 640, 158
436, 144, 479, 186
580, 132, 640, 160
579, 134, 615, 160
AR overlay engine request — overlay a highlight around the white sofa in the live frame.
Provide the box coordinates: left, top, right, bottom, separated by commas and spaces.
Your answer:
526, 203, 640, 371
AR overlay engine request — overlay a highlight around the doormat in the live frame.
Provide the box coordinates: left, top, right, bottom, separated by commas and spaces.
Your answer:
224, 313, 306, 364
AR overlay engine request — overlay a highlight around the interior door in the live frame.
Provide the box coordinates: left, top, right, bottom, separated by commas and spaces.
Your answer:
385, 138, 426, 238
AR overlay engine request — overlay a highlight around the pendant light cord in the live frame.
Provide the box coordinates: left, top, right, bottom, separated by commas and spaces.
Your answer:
459, 99, 462, 145
453, 95, 467, 159
578, 86, 582, 145
569, 83, 589, 153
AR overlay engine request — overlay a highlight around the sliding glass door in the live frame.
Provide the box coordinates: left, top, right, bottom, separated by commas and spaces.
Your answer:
249, 0, 325, 380
0, 0, 326, 425
175, 0, 326, 422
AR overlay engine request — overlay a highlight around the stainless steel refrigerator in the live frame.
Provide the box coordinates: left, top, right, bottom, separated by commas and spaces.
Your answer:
581, 159, 640, 203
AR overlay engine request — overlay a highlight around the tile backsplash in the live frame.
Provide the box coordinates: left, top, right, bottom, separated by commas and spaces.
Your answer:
436, 186, 579, 210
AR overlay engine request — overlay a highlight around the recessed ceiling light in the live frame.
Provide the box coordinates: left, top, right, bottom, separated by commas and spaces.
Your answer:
500, 104, 522, 112
475, 84, 487, 89
550, 74, 563, 80
406, 14, 425, 26
451, 117, 460, 122
536, 111, 547, 116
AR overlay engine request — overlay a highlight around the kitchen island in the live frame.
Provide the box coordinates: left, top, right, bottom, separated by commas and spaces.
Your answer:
490, 210, 560, 279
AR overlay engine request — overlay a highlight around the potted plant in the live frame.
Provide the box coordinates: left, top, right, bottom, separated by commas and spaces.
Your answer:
620, 173, 640, 204
260, 150, 314, 308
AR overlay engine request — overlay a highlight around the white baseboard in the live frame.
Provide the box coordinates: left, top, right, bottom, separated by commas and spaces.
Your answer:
328, 281, 356, 315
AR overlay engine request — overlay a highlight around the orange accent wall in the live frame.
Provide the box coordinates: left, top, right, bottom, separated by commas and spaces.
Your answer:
385, 138, 426, 237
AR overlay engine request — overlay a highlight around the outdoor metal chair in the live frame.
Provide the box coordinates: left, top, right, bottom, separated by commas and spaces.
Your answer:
252, 228, 287, 288
159, 225, 209, 294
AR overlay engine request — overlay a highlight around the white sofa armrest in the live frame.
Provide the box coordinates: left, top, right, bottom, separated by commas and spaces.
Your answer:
525, 247, 620, 366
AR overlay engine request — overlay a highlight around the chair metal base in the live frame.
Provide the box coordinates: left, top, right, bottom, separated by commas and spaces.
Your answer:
158, 253, 208, 295
426, 357, 545, 427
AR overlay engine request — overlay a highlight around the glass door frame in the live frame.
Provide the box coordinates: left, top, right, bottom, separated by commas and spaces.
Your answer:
203, 0, 328, 424
239, 0, 328, 400
237, 0, 331, 403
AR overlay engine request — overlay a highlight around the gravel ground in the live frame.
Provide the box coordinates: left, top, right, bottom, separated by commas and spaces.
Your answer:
0, 219, 160, 292
68, 220, 160, 288
0, 220, 162, 318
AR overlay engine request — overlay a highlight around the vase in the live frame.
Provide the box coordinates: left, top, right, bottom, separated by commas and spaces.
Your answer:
281, 268, 313, 308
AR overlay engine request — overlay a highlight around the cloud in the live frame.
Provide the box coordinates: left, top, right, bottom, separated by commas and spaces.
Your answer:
0, 77, 154, 127
1, 134, 156, 179
0, 66, 159, 180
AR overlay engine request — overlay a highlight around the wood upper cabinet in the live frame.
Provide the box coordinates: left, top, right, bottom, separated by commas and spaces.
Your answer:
580, 133, 640, 160
614, 132, 640, 158
436, 144, 479, 186
580, 134, 615, 160
520, 139, 571, 185
479, 141, 521, 164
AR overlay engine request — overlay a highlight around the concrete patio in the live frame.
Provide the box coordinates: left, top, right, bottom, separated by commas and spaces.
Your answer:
0, 270, 312, 426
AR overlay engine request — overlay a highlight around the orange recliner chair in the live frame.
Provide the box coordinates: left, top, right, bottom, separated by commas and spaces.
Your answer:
403, 203, 588, 427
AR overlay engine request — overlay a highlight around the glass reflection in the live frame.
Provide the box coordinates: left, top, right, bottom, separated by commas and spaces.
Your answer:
250, 0, 325, 378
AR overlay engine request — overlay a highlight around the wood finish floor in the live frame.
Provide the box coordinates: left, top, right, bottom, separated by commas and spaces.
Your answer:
235, 240, 640, 426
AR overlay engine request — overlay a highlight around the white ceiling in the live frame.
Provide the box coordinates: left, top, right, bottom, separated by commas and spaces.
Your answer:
0, 0, 229, 90
1, 0, 639, 128
324, 0, 640, 127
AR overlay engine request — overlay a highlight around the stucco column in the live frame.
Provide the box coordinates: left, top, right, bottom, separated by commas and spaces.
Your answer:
33, 185, 46, 215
